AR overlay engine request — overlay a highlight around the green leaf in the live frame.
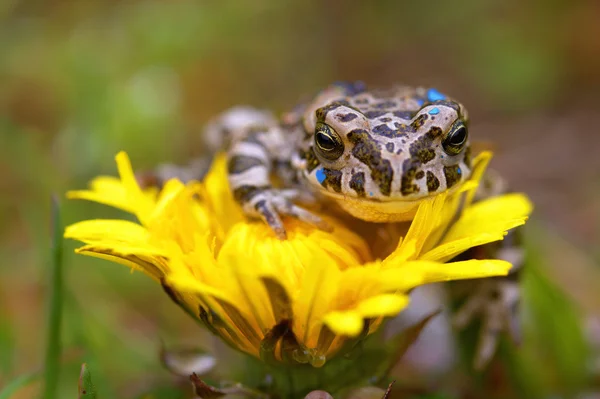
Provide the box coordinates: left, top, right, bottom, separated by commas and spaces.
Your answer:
42, 196, 64, 399
78, 363, 97, 399
0, 295, 15, 374
502, 234, 590, 398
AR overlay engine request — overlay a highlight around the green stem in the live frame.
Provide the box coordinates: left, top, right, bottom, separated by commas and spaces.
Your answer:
42, 196, 63, 399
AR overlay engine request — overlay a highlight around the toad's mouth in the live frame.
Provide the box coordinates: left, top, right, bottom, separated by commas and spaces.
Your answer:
309, 188, 442, 223
309, 182, 465, 223
315, 187, 443, 203
330, 193, 426, 223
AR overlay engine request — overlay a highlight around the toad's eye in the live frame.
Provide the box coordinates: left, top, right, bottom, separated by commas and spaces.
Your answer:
314, 122, 344, 160
442, 121, 468, 155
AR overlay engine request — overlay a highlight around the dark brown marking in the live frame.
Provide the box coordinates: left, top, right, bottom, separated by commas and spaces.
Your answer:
372, 123, 411, 138
400, 159, 419, 196
347, 129, 393, 196
410, 114, 428, 129
408, 132, 435, 165
393, 111, 414, 120
364, 110, 386, 119
443, 165, 462, 188
393, 122, 415, 133
427, 126, 444, 138
400, 126, 445, 195
337, 113, 358, 122
233, 185, 270, 203
415, 170, 425, 179
320, 168, 343, 193
407, 126, 443, 165
380, 117, 392, 122
385, 142, 395, 153
315, 101, 350, 121
426, 171, 440, 192
373, 124, 393, 135
349, 172, 366, 197
303, 147, 320, 173
227, 155, 265, 174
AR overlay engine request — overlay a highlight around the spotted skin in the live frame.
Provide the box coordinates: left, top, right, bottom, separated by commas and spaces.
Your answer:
346, 129, 394, 196
426, 171, 440, 193
297, 84, 470, 222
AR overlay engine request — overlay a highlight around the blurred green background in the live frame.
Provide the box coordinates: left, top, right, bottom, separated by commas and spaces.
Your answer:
1, 1, 600, 398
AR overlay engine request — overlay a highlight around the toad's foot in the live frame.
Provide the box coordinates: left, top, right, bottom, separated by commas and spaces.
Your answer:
235, 187, 332, 239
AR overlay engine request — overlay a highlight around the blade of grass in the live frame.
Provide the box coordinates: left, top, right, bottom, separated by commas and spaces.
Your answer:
0, 370, 41, 399
42, 195, 63, 399
0, 296, 15, 374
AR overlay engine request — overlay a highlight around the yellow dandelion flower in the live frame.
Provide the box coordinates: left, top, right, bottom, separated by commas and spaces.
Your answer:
64, 151, 531, 367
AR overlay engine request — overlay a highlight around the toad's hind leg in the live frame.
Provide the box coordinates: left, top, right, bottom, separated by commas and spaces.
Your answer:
452, 232, 524, 370
450, 171, 525, 370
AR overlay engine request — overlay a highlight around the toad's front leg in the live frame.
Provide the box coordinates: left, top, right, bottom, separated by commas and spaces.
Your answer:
227, 129, 331, 239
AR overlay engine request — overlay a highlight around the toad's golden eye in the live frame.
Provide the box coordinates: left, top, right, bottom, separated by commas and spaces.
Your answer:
442, 120, 468, 155
314, 122, 344, 160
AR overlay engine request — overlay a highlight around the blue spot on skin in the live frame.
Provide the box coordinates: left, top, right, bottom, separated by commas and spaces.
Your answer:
427, 88, 446, 102
369, 192, 374, 197
416, 99, 424, 107
457, 167, 462, 175
428, 107, 440, 115
316, 168, 326, 184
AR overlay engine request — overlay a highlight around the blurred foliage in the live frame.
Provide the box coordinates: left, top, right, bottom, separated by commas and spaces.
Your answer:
508, 233, 589, 397
1, 0, 599, 398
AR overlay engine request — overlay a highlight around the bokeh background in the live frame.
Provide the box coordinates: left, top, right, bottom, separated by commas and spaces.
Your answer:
1, 1, 600, 398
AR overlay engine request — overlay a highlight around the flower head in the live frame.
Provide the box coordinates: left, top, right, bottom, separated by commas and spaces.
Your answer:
65, 151, 531, 367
